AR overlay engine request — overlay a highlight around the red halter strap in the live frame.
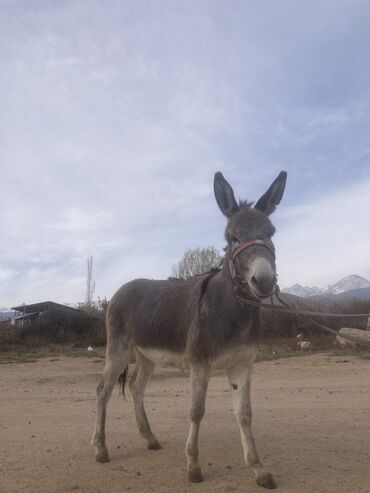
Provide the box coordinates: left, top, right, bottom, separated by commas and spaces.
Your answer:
229, 239, 275, 281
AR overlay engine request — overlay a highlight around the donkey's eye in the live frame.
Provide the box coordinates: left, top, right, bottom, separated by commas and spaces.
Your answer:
230, 236, 240, 244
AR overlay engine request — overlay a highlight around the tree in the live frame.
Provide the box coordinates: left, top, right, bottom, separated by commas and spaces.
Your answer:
85, 255, 96, 310
97, 296, 109, 317
86, 255, 95, 305
170, 246, 223, 279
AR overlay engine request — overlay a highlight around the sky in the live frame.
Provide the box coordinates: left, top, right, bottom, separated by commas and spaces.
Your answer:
1, 0, 370, 307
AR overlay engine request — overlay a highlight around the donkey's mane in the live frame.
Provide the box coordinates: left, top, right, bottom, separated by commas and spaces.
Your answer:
238, 199, 254, 208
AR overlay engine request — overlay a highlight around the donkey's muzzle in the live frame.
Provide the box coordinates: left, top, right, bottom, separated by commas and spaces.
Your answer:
251, 272, 277, 298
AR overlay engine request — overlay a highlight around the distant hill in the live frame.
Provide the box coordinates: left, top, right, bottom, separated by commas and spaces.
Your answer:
336, 286, 370, 300
277, 292, 355, 314
0, 310, 14, 321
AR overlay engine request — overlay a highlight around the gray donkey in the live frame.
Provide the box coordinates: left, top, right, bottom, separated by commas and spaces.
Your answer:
92, 170, 287, 489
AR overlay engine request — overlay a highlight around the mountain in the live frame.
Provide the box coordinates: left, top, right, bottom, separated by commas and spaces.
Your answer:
322, 275, 370, 295
282, 275, 370, 299
282, 284, 321, 298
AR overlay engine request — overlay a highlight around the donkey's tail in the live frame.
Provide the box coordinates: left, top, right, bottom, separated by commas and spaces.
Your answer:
118, 366, 128, 397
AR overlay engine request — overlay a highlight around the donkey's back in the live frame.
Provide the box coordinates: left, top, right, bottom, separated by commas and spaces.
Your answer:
106, 276, 205, 353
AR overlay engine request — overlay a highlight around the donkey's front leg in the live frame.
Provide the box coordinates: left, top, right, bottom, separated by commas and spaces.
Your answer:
227, 361, 276, 489
185, 363, 210, 483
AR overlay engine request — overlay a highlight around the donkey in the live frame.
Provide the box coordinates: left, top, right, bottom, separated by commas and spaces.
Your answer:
92, 170, 287, 489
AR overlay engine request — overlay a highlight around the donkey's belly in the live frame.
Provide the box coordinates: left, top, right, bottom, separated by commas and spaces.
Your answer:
136, 347, 189, 369
135, 345, 256, 371
211, 345, 256, 369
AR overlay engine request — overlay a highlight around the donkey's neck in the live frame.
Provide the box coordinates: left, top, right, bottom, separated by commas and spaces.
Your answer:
195, 258, 262, 359
221, 247, 233, 282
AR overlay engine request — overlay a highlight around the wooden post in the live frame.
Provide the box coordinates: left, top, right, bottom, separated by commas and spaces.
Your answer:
367, 316, 370, 331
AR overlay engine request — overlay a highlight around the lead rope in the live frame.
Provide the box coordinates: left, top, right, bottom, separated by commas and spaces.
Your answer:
235, 284, 370, 349
226, 242, 370, 348
273, 285, 370, 348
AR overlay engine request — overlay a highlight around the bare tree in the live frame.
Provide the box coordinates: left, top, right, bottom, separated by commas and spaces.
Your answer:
86, 255, 96, 307
171, 246, 223, 279
97, 296, 109, 317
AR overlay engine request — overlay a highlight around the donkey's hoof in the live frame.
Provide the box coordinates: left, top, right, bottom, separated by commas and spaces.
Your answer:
188, 468, 204, 483
148, 440, 162, 450
95, 449, 110, 463
256, 472, 277, 489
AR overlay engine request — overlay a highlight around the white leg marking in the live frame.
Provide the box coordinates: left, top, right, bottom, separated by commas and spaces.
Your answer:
227, 357, 276, 488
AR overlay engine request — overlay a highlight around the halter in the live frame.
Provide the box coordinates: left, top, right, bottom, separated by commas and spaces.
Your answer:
229, 239, 276, 295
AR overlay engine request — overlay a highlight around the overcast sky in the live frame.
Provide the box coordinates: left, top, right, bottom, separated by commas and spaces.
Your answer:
1, 0, 370, 307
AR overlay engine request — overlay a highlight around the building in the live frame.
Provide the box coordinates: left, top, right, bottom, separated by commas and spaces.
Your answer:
11, 301, 81, 328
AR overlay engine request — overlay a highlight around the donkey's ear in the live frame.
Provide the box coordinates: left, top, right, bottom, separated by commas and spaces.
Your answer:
254, 171, 287, 216
214, 172, 239, 217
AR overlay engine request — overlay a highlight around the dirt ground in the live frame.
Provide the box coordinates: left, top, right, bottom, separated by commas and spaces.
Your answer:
1, 351, 369, 493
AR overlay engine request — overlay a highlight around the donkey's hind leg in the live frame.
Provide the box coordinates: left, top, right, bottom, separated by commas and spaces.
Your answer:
92, 337, 129, 463
129, 350, 161, 450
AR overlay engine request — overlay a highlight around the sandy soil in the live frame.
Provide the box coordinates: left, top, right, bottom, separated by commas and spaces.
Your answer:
1, 352, 369, 493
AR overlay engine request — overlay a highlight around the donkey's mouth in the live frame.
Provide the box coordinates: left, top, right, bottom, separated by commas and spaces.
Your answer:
248, 283, 275, 300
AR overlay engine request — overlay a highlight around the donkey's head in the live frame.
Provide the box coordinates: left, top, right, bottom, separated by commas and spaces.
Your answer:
214, 171, 287, 299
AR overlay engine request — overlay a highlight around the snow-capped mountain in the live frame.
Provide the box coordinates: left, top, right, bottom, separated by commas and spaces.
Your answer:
282, 275, 370, 298
282, 284, 321, 298
322, 275, 370, 295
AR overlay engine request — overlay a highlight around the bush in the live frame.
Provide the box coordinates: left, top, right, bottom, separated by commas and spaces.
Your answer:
0, 309, 106, 350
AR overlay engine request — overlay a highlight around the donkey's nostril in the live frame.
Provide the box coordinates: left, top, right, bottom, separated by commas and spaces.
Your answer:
251, 276, 258, 285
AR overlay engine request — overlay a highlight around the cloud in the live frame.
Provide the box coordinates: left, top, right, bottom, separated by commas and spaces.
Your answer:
275, 177, 370, 288
0, 1, 370, 306
0, 268, 17, 283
